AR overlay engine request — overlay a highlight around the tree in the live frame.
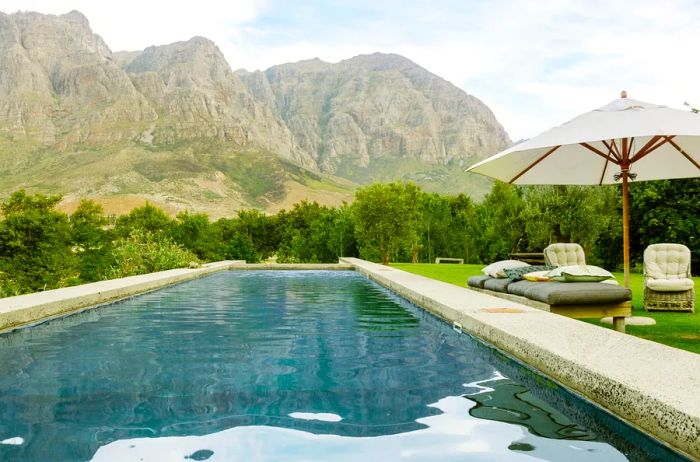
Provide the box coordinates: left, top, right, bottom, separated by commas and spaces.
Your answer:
114, 203, 173, 237
275, 200, 353, 263
472, 182, 526, 263
70, 200, 113, 283
326, 203, 358, 260
71, 199, 108, 250
233, 209, 280, 260
629, 178, 700, 273
212, 218, 260, 262
447, 194, 478, 263
170, 211, 223, 261
353, 182, 422, 265
0, 190, 75, 294
520, 185, 619, 255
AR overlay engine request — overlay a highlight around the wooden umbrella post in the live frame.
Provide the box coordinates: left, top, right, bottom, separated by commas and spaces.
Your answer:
620, 129, 632, 289
621, 166, 631, 289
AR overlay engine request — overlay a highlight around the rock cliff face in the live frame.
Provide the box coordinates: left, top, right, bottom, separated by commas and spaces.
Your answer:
0, 10, 510, 214
122, 37, 316, 168
237, 54, 510, 174
0, 10, 155, 147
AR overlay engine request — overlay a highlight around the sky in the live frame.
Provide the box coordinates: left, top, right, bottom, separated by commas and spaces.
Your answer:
2, 0, 700, 141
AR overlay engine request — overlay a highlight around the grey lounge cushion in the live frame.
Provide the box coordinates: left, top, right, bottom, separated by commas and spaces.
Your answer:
483, 278, 513, 293
524, 282, 632, 306
507, 280, 540, 296
468, 275, 492, 289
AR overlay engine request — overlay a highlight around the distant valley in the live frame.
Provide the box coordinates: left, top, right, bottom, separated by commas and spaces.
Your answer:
0, 10, 510, 217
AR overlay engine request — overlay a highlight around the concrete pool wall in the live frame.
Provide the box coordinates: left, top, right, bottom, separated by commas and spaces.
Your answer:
0, 259, 698, 459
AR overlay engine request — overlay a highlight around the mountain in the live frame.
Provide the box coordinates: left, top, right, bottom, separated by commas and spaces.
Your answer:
0, 10, 510, 217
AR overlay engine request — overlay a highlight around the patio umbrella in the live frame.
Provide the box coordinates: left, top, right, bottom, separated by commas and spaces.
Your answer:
466, 92, 700, 288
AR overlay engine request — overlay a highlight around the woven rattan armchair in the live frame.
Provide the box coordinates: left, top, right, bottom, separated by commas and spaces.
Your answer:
643, 243, 695, 312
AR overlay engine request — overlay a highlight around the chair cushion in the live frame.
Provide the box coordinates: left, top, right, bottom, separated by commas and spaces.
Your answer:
468, 275, 492, 289
524, 282, 632, 306
644, 243, 691, 279
482, 260, 530, 278
483, 278, 513, 293
543, 243, 586, 267
646, 278, 694, 292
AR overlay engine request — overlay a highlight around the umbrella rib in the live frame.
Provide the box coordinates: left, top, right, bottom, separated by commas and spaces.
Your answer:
603, 140, 622, 162
580, 143, 620, 164
599, 156, 610, 185
629, 135, 668, 163
509, 145, 561, 183
664, 136, 700, 169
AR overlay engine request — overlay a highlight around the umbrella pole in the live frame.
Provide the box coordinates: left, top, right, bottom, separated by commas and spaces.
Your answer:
622, 169, 631, 289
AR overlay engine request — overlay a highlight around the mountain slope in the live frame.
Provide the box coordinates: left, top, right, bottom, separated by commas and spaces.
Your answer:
0, 10, 509, 216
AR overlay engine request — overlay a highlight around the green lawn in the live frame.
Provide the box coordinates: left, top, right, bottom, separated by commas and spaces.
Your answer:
390, 263, 700, 354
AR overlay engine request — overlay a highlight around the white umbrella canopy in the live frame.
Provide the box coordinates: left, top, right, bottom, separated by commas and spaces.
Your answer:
467, 93, 700, 287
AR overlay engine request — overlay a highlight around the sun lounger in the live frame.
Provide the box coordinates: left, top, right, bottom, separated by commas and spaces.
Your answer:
467, 276, 632, 332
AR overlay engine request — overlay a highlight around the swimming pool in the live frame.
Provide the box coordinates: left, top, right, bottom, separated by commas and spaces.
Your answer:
0, 271, 687, 461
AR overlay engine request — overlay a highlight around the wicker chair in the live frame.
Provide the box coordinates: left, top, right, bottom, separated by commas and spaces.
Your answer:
543, 243, 586, 267
643, 243, 695, 313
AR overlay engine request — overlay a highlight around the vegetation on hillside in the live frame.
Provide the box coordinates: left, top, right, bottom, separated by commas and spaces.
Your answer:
0, 178, 697, 296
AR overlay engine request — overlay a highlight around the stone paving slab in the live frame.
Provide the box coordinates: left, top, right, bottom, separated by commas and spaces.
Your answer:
341, 257, 700, 460
0, 261, 242, 334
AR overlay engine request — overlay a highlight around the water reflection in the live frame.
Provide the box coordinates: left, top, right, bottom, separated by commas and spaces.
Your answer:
463, 373, 597, 441
92, 396, 627, 462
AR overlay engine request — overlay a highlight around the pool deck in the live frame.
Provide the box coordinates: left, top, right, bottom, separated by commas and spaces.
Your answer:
341, 258, 700, 460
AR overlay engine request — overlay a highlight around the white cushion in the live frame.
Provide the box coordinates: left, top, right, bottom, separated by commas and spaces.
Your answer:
644, 243, 691, 279
546, 265, 613, 282
482, 260, 530, 278
544, 243, 586, 267
646, 278, 694, 292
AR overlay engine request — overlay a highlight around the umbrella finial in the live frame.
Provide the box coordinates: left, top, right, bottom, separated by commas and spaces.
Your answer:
621, 90, 627, 98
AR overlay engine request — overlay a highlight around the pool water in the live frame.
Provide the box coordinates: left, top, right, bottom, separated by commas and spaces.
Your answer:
0, 271, 687, 461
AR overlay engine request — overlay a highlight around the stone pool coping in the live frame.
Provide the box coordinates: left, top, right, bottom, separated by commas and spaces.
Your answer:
0, 261, 243, 334
340, 257, 700, 460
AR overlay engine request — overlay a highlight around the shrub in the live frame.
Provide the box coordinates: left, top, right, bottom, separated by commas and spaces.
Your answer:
106, 230, 198, 279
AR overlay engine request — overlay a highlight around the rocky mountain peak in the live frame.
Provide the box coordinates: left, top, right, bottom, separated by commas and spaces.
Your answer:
62, 10, 91, 27
125, 36, 233, 89
341, 52, 417, 71
0, 10, 510, 214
